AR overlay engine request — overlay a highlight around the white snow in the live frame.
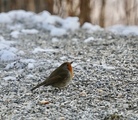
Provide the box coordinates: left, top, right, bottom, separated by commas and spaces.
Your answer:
8, 24, 24, 31
60, 56, 67, 60
82, 22, 102, 32
100, 64, 115, 70
84, 37, 95, 43
10, 31, 20, 38
20, 59, 36, 63
5, 62, 16, 70
0, 10, 137, 37
8, 10, 34, 21
0, 36, 15, 48
41, 15, 80, 33
62, 17, 80, 31
72, 38, 78, 42
9, 47, 18, 53
21, 29, 39, 34
107, 25, 138, 35
3, 76, 16, 81
4, 59, 35, 70
50, 27, 66, 36
18, 50, 25, 55
26, 74, 34, 79
52, 37, 59, 43
0, 36, 18, 61
0, 10, 80, 37
0, 13, 11, 23
27, 63, 34, 69
32, 47, 58, 54
93, 63, 115, 70
43, 15, 63, 25
32, 47, 46, 53
33, 11, 51, 23
0, 50, 17, 61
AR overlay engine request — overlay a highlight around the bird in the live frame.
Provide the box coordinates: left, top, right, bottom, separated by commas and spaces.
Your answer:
31, 61, 74, 91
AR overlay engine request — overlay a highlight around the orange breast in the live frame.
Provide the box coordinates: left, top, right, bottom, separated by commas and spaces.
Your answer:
68, 63, 74, 78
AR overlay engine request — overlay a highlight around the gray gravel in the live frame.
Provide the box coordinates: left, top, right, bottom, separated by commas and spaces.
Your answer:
0, 24, 138, 120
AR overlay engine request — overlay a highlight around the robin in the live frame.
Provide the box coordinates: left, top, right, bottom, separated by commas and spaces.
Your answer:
31, 61, 74, 91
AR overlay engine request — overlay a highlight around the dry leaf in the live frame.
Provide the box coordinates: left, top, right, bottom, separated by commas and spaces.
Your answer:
39, 100, 50, 105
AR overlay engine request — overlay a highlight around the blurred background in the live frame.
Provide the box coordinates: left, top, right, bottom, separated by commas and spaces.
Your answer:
0, 0, 138, 27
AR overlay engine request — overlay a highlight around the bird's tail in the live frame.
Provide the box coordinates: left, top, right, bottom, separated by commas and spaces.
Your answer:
31, 82, 45, 91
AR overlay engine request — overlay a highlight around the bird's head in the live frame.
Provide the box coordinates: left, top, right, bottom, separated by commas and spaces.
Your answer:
60, 61, 73, 77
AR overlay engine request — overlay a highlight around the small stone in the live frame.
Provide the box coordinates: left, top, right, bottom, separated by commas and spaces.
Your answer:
97, 89, 104, 93
58, 117, 65, 120
79, 91, 87, 97
39, 100, 50, 105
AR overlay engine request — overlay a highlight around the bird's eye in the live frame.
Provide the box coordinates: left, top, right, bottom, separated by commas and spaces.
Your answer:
67, 64, 70, 67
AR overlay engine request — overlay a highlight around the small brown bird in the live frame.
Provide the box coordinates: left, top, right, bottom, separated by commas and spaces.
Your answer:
31, 61, 74, 91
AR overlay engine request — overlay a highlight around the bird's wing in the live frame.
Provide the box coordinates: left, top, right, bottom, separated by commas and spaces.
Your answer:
31, 72, 68, 91
44, 72, 68, 86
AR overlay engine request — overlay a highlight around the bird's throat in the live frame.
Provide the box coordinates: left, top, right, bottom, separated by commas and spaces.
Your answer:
68, 64, 74, 77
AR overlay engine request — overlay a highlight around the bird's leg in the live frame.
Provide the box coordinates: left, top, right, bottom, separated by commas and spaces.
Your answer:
52, 88, 60, 95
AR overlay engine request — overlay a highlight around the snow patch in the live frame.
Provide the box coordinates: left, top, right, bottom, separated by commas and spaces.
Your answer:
0, 50, 17, 61
62, 17, 80, 31
18, 50, 25, 55
107, 25, 138, 35
60, 56, 67, 60
50, 27, 66, 36
3, 76, 16, 81
0, 13, 11, 23
0, 36, 18, 61
84, 37, 95, 43
21, 29, 39, 34
32, 47, 59, 54
26, 74, 34, 79
20, 59, 36, 63
52, 38, 59, 43
10, 31, 20, 38
82, 22, 102, 32
93, 64, 115, 70
27, 63, 34, 69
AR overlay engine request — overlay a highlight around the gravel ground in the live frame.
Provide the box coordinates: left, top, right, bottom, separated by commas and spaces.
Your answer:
0, 24, 138, 120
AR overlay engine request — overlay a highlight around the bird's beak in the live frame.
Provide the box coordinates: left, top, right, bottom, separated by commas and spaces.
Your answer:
70, 61, 73, 64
